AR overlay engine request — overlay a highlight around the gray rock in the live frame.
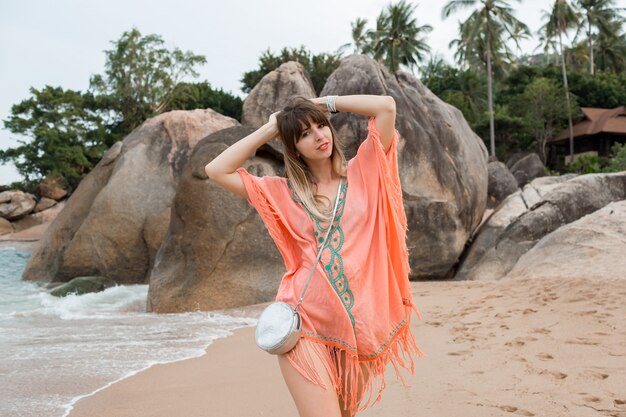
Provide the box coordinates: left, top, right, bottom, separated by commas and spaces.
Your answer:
487, 161, 518, 209
457, 172, 626, 280
12, 201, 66, 232
510, 153, 546, 187
0, 217, 14, 235
0, 190, 36, 221
48, 276, 117, 297
35, 179, 68, 201
147, 132, 284, 312
504, 200, 626, 280
321, 55, 488, 278
242, 61, 317, 129
20, 109, 238, 284
33, 197, 57, 212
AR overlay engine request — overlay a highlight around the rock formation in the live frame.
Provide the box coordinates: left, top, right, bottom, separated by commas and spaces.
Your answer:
487, 161, 518, 209
457, 172, 626, 280
20, 109, 237, 284
242, 61, 316, 128
146, 130, 283, 312
321, 54, 488, 278
509, 153, 546, 187
503, 200, 626, 280
0, 190, 36, 221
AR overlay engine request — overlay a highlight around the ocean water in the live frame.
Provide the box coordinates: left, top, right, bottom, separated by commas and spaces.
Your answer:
0, 246, 257, 417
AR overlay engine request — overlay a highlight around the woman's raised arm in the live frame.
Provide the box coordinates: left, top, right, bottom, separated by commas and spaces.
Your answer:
204, 113, 280, 199
310, 95, 396, 153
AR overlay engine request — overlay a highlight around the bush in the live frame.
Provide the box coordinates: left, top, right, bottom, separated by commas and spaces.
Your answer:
606, 143, 626, 172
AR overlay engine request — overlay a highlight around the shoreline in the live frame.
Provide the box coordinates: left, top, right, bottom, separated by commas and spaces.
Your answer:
66, 277, 626, 417
61, 324, 258, 417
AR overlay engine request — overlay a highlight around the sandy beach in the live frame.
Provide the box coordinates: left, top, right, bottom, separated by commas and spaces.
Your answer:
66, 276, 626, 417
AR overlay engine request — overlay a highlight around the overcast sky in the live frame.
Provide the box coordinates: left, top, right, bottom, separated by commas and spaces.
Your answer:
2, 0, 625, 185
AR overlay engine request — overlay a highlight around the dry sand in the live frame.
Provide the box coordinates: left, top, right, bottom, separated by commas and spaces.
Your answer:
67, 276, 626, 417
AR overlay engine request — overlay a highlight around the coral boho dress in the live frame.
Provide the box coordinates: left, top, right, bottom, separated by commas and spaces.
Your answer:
236, 117, 424, 415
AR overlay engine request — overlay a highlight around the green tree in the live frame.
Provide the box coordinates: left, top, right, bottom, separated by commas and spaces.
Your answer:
339, 18, 370, 54
366, 0, 432, 72
443, 0, 530, 158
606, 142, 626, 172
166, 82, 243, 121
510, 77, 573, 162
421, 58, 488, 125
594, 17, 626, 72
577, 0, 626, 74
541, 0, 581, 159
240, 46, 341, 95
90, 28, 206, 138
0, 86, 109, 190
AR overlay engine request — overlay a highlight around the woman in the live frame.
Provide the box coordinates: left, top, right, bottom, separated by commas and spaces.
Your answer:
205, 94, 423, 417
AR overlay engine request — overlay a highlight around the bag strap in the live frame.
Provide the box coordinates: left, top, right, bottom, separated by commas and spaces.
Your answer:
293, 177, 343, 312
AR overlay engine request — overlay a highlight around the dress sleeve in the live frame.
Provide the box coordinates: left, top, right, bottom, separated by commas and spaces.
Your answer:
355, 117, 407, 231
235, 167, 289, 253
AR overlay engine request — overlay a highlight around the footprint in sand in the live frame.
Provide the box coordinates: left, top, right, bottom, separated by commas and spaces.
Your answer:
498, 405, 535, 416
566, 337, 600, 346
531, 327, 551, 335
539, 370, 567, 380
580, 370, 609, 380
615, 399, 626, 409
448, 350, 472, 357
505, 336, 538, 347
580, 394, 602, 403
537, 352, 554, 361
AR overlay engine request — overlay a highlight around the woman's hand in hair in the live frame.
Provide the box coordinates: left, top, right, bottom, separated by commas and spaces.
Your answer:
268, 111, 281, 140
308, 97, 329, 113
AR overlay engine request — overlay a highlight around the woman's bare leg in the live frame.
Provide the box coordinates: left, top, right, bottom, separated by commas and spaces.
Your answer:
277, 343, 343, 417
336, 351, 371, 417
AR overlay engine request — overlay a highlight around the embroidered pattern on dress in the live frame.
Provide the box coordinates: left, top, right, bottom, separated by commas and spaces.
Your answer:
288, 179, 356, 327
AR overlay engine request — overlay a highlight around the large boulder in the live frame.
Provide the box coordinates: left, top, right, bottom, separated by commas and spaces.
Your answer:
504, 200, 626, 280
321, 55, 488, 278
455, 175, 575, 280
0, 190, 36, 221
20, 109, 238, 284
457, 172, 626, 280
147, 131, 284, 312
242, 61, 317, 128
487, 161, 518, 209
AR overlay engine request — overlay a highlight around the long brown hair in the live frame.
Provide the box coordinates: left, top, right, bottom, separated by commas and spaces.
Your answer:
277, 96, 347, 222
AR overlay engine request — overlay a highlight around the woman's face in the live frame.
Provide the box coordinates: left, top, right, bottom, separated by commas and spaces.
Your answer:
294, 120, 333, 163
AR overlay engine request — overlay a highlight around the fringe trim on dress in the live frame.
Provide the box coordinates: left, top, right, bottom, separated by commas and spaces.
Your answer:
284, 306, 424, 416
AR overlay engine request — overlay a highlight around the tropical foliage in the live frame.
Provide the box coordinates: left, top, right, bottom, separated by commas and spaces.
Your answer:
442, 0, 530, 157
364, 0, 433, 72
90, 28, 206, 138
240, 47, 341, 95
2, 29, 242, 192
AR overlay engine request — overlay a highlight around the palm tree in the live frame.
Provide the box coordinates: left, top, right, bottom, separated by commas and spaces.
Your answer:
368, 0, 433, 72
351, 18, 369, 54
541, 0, 581, 160
577, 0, 626, 74
595, 17, 626, 71
339, 18, 370, 55
442, 0, 530, 158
